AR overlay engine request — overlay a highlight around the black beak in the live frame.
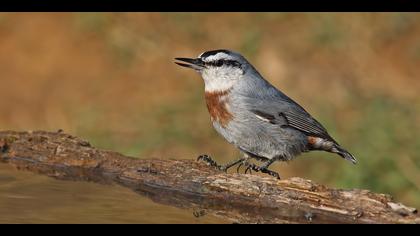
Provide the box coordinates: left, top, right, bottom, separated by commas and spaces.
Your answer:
174, 57, 205, 70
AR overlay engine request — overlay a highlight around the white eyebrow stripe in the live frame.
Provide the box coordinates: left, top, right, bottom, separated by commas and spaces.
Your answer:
203, 53, 235, 62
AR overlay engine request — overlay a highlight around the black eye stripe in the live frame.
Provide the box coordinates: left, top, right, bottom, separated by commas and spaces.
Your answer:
206, 60, 240, 67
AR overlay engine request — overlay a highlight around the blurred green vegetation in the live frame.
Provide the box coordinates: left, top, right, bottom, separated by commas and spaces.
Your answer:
0, 13, 419, 208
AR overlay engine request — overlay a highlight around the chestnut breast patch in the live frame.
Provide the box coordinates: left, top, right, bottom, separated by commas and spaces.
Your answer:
204, 90, 233, 128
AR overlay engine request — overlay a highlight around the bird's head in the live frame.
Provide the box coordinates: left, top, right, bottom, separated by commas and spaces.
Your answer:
175, 49, 251, 92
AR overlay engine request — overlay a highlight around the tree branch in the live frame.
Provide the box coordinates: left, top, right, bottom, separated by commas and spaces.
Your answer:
0, 131, 418, 224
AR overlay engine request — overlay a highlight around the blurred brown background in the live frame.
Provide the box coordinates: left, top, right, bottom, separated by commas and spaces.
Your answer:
0, 13, 419, 208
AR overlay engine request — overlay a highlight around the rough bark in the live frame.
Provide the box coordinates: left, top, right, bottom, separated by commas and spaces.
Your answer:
0, 130, 418, 224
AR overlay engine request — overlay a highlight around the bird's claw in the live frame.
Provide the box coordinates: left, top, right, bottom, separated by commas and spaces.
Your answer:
238, 160, 253, 174
263, 169, 281, 179
244, 163, 258, 175
243, 163, 281, 179
236, 163, 243, 174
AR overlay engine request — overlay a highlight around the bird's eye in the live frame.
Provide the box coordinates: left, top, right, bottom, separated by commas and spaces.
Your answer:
215, 60, 224, 67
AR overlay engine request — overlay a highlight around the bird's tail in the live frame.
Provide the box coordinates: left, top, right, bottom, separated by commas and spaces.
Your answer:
332, 144, 357, 164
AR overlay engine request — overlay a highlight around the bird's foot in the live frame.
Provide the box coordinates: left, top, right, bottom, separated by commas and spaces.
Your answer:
197, 154, 221, 170
197, 155, 245, 173
244, 163, 281, 179
235, 158, 253, 174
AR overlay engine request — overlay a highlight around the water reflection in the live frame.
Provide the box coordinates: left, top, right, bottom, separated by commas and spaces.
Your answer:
0, 163, 228, 223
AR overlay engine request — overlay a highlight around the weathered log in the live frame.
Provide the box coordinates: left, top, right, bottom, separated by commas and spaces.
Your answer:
0, 130, 418, 224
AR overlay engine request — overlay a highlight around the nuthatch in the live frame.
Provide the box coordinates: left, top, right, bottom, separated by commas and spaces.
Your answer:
175, 49, 356, 179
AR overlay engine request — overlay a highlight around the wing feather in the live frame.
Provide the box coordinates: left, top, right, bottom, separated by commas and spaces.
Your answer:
250, 108, 337, 144
280, 110, 337, 143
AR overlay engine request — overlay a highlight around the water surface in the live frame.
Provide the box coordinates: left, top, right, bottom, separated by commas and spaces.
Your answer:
0, 163, 228, 223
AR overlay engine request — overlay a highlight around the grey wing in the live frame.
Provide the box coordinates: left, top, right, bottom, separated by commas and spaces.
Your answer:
248, 97, 338, 144
279, 109, 338, 144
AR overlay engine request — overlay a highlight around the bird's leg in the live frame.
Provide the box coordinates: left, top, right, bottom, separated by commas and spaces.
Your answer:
218, 158, 243, 172
197, 154, 243, 172
244, 159, 280, 179
236, 154, 252, 173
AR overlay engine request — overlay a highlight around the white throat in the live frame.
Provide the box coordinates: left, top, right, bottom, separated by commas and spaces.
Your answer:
201, 66, 243, 92
203, 76, 236, 92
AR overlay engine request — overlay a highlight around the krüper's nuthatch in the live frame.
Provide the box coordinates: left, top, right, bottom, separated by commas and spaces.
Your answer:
175, 49, 356, 179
